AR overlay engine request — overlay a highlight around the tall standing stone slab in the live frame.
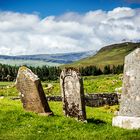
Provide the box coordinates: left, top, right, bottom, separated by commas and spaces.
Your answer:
112, 48, 140, 129
60, 68, 86, 121
16, 66, 53, 115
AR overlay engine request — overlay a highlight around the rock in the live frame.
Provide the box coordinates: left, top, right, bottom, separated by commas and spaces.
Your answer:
113, 116, 140, 129
115, 87, 122, 93
112, 48, 140, 129
15, 66, 53, 115
60, 68, 86, 121
0, 96, 4, 99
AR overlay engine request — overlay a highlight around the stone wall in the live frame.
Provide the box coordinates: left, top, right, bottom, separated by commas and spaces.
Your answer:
47, 93, 121, 107
11, 93, 121, 107
85, 93, 121, 107
47, 96, 62, 101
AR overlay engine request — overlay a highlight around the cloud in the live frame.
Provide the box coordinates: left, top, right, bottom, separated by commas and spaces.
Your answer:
0, 7, 140, 55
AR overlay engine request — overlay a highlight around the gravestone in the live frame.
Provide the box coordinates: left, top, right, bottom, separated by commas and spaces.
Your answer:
15, 66, 53, 115
112, 48, 140, 129
60, 68, 86, 121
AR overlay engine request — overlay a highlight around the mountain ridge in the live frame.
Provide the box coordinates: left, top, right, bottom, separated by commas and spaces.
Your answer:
63, 42, 140, 68
0, 50, 96, 66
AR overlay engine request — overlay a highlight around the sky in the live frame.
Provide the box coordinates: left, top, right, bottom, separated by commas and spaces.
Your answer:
0, 0, 140, 55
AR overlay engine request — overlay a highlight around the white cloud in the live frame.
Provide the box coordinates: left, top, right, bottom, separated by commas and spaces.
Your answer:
0, 7, 140, 55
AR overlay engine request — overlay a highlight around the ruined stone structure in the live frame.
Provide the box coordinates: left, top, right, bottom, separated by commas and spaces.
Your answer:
112, 48, 140, 129
11, 93, 121, 107
60, 68, 86, 121
16, 66, 53, 115
85, 93, 120, 107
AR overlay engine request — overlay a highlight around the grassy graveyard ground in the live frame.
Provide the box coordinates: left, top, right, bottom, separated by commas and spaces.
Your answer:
0, 98, 140, 140
0, 74, 123, 97
0, 74, 140, 140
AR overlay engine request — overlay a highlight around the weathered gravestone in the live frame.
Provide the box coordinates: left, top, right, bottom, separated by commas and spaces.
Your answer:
15, 66, 53, 115
112, 48, 140, 129
60, 68, 86, 121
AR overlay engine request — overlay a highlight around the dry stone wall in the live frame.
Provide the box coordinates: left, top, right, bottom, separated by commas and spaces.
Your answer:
11, 93, 121, 107
47, 93, 121, 107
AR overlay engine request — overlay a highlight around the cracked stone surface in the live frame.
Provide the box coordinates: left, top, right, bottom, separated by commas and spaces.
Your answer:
15, 66, 53, 115
60, 68, 86, 121
119, 48, 140, 117
113, 48, 140, 129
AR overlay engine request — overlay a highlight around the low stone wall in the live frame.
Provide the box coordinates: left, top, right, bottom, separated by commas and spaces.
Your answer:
47, 93, 121, 107
10, 93, 121, 107
47, 96, 62, 101
85, 93, 121, 107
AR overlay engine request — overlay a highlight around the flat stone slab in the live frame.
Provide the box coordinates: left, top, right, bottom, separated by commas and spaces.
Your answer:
119, 48, 140, 117
112, 48, 140, 129
112, 116, 140, 129
60, 68, 86, 121
16, 66, 53, 115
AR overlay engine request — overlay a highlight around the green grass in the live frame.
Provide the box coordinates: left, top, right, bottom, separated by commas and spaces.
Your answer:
0, 98, 140, 140
0, 82, 18, 97
0, 74, 123, 96
63, 42, 140, 68
83, 74, 122, 93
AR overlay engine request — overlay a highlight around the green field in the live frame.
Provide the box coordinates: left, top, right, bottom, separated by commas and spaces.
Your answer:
0, 74, 123, 97
0, 74, 140, 139
0, 98, 140, 140
64, 42, 140, 68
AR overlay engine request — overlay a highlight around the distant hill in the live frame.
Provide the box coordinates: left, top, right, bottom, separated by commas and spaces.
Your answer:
63, 42, 140, 68
0, 50, 95, 67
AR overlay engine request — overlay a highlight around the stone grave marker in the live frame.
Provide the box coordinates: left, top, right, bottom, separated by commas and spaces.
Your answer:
60, 68, 86, 121
15, 66, 53, 115
112, 48, 140, 129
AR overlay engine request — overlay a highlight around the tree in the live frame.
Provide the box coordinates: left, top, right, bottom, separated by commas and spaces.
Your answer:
103, 65, 111, 74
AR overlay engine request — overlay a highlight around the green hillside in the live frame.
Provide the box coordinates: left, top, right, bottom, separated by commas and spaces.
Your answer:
63, 42, 140, 68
